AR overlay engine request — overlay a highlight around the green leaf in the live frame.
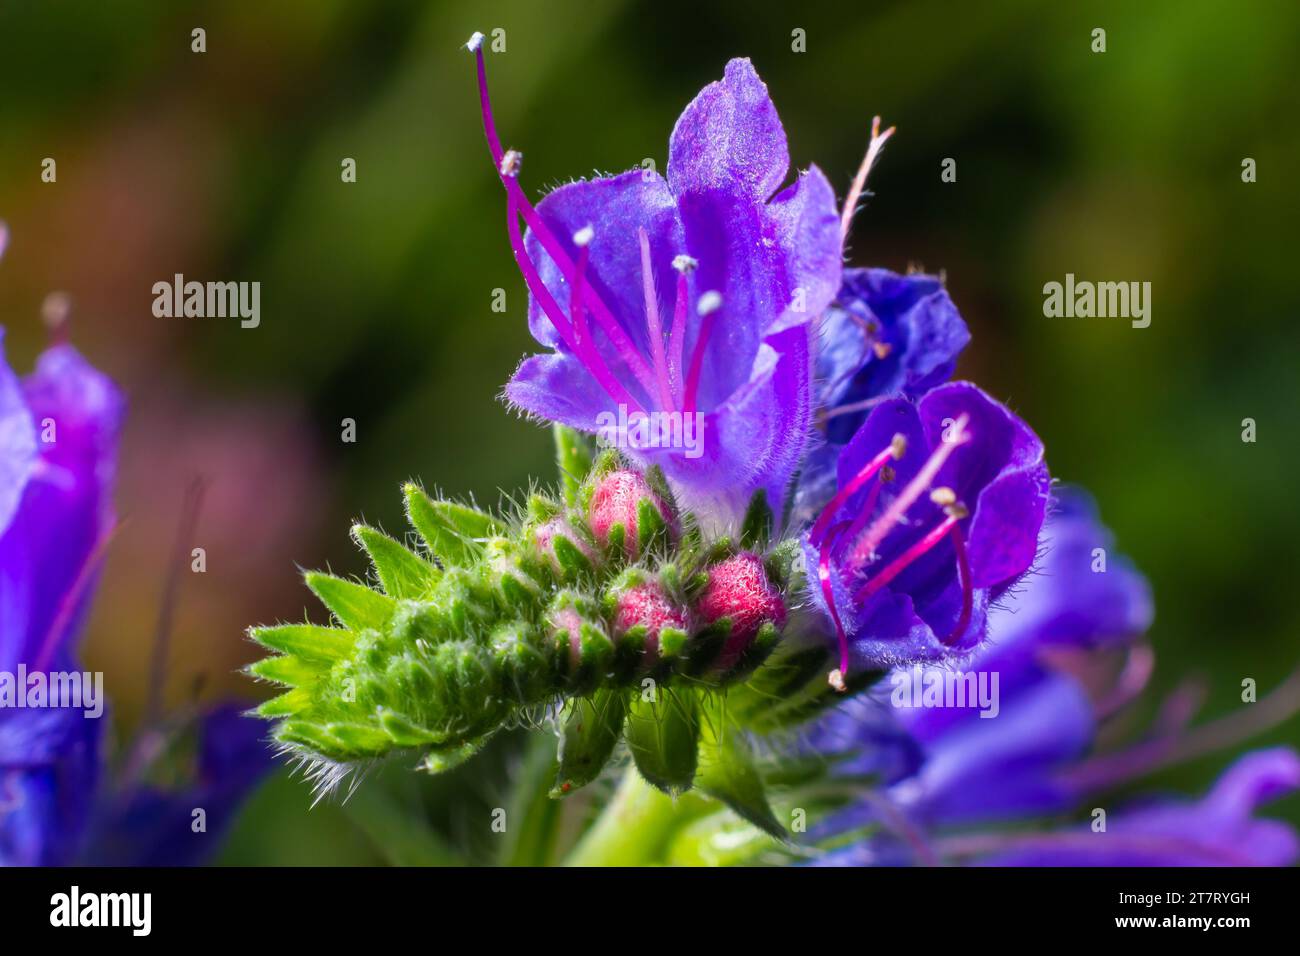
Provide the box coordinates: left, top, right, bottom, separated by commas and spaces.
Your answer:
553, 424, 594, 506
636, 496, 668, 554
352, 524, 440, 598
246, 654, 327, 688
257, 687, 312, 717
684, 620, 730, 676
249, 624, 353, 662
740, 489, 773, 551
731, 638, 884, 732
552, 534, 595, 579
696, 697, 785, 839
553, 690, 628, 796
277, 720, 345, 754
763, 536, 803, 591
304, 573, 394, 630
377, 708, 440, 747
419, 738, 489, 775
404, 483, 501, 565
756, 667, 884, 730
625, 688, 699, 794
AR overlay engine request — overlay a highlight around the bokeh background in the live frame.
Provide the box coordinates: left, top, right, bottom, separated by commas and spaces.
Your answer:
1, 0, 1296, 864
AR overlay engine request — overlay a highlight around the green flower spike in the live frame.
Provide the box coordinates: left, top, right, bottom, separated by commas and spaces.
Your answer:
247, 427, 881, 836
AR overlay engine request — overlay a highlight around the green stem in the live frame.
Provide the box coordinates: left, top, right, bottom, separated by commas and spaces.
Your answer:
563, 764, 712, 866
343, 776, 466, 866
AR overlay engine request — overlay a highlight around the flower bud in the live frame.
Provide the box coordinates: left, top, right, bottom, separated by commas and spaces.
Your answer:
529, 517, 597, 580
612, 579, 690, 666
587, 469, 674, 560
546, 594, 614, 694
695, 552, 786, 669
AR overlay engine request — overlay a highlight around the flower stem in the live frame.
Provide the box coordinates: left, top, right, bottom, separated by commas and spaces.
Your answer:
563, 764, 712, 866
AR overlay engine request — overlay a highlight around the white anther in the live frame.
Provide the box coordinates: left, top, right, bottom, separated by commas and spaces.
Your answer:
466, 32, 485, 52
697, 291, 723, 316
499, 149, 523, 177
929, 486, 957, 507
672, 254, 698, 273
573, 225, 595, 247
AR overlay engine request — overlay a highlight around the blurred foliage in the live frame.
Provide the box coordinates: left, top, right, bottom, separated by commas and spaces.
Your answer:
0, 0, 1296, 862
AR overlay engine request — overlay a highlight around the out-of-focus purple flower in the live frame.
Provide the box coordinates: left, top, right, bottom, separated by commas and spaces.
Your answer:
811, 491, 1299, 867
973, 749, 1300, 867
467, 38, 842, 528
0, 334, 38, 533
0, 332, 123, 865
817, 268, 970, 444
851, 488, 1156, 833
86, 704, 273, 866
817, 491, 1136, 842
803, 381, 1050, 682
0, 324, 270, 866
0, 338, 124, 671
990, 487, 1154, 655
0, 706, 101, 866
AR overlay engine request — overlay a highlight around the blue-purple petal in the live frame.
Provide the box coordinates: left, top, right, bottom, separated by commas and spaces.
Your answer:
977, 749, 1300, 866
818, 268, 970, 443
0, 342, 124, 671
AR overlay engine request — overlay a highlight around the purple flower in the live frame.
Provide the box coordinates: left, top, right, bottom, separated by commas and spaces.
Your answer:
817, 268, 970, 444
0, 336, 124, 672
803, 381, 1050, 683
467, 37, 842, 526
0, 326, 270, 865
85, 704, 273, 867
825, 492, 1141, 835
0, 332, 122, 865
990, 487, 1154, 655
811, 492, 1299, 867
974, 749, 1300, 867
845, 489, 1156, 836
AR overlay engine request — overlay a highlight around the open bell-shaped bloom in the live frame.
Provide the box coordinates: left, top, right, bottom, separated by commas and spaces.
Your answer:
802, 381, 1050, 683
467, 37, 842, 528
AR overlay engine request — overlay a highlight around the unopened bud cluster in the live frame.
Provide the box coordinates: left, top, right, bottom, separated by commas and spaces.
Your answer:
248, 451, 790, 770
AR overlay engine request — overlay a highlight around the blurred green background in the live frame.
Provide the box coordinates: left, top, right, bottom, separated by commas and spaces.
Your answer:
1, 0, 1296, 863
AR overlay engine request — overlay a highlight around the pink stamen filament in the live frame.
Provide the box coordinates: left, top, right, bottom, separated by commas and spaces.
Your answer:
840, 115, 897, 242
506, 193, 639, 410
835, 470, 887, 559
823, 394, 889, 422
1095, 644, 1157, 720
810, 443, 899, 547
942, 522, 972, 645
471, 43, 658, 398
854, 513, 960, 604
681, 299, 720, 414
817, 521, 854, 682
1059, 664, 1300, 797
34, 519, 122, 672
849, 413, 969, 568
638, 228, 676, 412
667, 269, 690, 402
571, 243, 593, 352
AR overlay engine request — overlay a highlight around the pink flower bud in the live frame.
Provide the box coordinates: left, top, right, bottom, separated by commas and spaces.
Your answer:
695, 552, 786, 666
588, 470, 674, 559
613, 580, 689, 660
